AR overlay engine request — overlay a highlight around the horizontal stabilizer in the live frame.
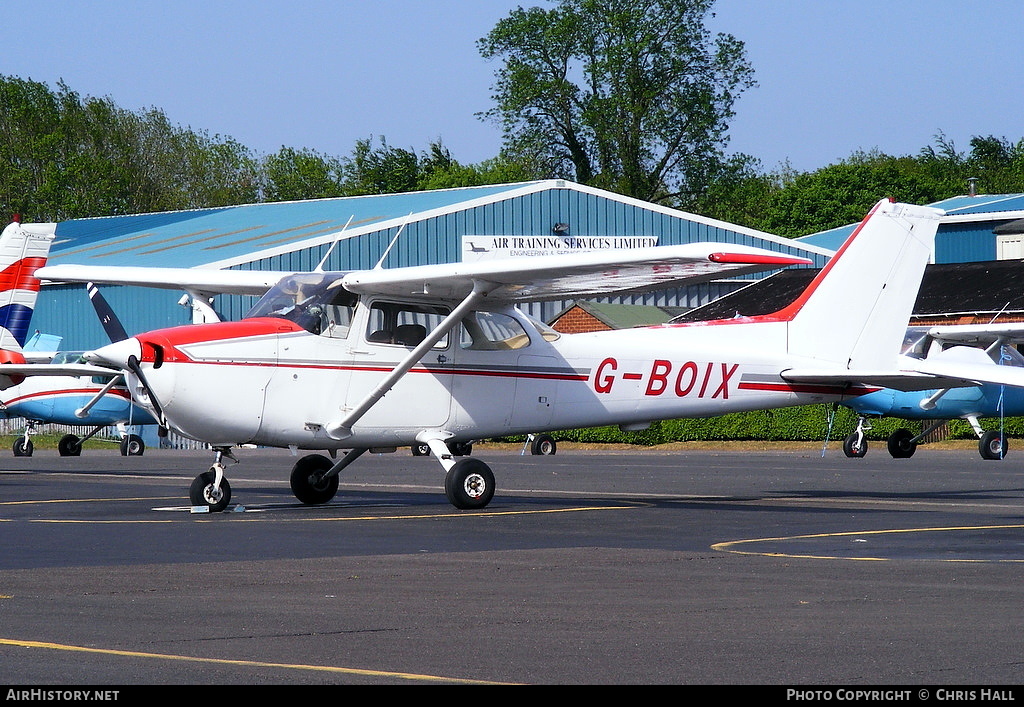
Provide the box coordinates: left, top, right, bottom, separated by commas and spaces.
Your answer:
781, 368, 977, 393
783, 347, 1024, 393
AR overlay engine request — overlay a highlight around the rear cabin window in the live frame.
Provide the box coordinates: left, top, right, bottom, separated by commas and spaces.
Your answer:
366, 302, 450, 348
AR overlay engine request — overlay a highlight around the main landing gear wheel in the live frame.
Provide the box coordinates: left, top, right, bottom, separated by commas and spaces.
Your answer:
887, 428, 917, 458
290, 454, 340, 505
58, 434, 82, 457
979, 430, 1007, 460
189, 468, 232, 513
411, 443, 430, 456
530, 434, 557, 456
444, 458, 495, 509
120, 434, 145, 456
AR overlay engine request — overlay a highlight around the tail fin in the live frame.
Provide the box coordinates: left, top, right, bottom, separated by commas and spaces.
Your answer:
0, 219, 57, 352
775, 199, 943, 370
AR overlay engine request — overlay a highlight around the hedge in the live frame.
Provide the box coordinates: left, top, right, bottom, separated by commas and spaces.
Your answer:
501, 405, 1024, 446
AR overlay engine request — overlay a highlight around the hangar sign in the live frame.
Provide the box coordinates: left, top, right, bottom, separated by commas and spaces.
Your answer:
462, 235, 659, 262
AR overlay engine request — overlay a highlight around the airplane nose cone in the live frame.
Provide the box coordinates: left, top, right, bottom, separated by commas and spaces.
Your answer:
85, 337, 142, 370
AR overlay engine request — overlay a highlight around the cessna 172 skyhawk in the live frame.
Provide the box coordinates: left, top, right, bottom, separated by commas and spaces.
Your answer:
23, 199, 1024, 512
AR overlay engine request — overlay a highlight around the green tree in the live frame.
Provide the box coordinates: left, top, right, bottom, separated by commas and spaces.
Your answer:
339, 136, 420, 195
262, 146, 345, 202
478, 0, 755, 203
0, 75, 260, 220
415, 141, 539, 190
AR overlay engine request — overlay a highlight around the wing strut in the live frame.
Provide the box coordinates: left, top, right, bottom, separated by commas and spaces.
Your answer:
73, 373, 125, 419
324, 281, 494, 440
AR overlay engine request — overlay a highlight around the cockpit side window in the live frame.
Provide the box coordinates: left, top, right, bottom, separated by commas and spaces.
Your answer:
460, 311, 531, 350
319, 286, 358, 339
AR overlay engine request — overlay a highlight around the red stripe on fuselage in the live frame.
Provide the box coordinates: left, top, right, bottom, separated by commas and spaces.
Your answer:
2, 387, 131, 406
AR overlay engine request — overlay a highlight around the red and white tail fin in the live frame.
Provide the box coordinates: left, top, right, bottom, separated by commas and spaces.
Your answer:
0, 218, 57, 352
775, 199, 943, 370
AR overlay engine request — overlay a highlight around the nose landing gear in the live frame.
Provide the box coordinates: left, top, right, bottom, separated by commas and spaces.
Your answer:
189, 447, 235, 512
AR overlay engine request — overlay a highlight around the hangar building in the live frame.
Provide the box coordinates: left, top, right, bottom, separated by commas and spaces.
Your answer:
30, 179, 831, 351
797, 192, 1024, 262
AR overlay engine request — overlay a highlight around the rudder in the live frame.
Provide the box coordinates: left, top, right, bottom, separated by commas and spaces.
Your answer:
0, 218, 57, 351
777, 199, 943, 371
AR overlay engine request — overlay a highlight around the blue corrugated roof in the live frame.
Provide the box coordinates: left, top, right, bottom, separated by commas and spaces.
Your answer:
931, 193, 1024, 214
797, 194, 1024, 251
49, 182, 534, 268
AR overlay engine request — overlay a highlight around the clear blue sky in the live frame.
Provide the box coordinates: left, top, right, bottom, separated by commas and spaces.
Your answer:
8, 1, 1024, 180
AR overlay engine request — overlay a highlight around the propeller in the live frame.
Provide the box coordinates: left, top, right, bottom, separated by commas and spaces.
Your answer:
125, 354, 167, 427
84, 283, 168, 430
87, 282, 129, 343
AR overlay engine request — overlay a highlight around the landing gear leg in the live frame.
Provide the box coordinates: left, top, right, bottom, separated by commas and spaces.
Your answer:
422, 436, 495, 510
189, 447, 235, 512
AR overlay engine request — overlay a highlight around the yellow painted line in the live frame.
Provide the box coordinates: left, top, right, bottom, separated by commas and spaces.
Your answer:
712, 523, 1024, 562
0, 637, 517, 684
0, 497, 179, 506
29, 504, 635, 524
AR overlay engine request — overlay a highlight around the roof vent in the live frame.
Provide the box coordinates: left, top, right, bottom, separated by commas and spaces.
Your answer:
968, 177, 979, 197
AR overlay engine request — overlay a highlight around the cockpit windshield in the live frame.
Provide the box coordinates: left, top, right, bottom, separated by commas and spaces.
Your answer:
244, 272, 358, 336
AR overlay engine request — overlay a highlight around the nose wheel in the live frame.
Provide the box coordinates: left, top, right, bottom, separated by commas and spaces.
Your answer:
189, 466, 232, 512
188, 448, 235, 512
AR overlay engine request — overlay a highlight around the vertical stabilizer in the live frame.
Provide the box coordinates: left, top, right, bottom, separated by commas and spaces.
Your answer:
0, 220, 56, 351
778, 199, 943, 370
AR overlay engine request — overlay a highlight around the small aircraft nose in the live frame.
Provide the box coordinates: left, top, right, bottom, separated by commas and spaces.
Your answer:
85, 337, 142, 370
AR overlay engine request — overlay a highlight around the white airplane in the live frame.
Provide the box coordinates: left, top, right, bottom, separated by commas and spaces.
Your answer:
23, 199, 1024, 512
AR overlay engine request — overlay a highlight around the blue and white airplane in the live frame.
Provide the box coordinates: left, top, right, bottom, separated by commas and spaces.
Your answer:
0, 221, 156, 457
842, 323, 1024, 460
0, 346, 158, 457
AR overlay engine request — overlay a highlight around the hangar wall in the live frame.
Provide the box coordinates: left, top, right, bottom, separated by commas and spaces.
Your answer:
31, 180, 831, 351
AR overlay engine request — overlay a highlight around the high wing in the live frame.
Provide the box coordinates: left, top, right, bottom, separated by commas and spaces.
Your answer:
925, 322, 1024, 346
340, 243, 813, 302
37, 244, 811, 303
35, 265, 292, 296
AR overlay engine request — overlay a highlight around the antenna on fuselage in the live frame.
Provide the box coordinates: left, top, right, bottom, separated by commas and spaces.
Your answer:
374, 213, 412, 270
314, 215, 354, 272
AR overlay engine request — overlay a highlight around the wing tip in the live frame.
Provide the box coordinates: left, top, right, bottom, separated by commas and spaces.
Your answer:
708, 252, 813, 267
